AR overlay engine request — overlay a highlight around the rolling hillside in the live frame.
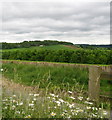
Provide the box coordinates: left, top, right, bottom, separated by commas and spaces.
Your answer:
2, 45, 80, 52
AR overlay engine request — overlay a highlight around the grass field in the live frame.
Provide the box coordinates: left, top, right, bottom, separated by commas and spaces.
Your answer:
2, 86, 110, 118
1, 45, 79, 52
2, 61, 111, 93
1, 61, 111, 118
2, 62, 88, 90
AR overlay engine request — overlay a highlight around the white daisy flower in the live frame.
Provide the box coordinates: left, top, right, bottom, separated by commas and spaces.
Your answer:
51, 112, 56, 116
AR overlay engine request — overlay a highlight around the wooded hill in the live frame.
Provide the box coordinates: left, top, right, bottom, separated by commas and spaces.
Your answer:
1, 40, 111, 50
0, 40, 73, 49
76, 44, 112, 50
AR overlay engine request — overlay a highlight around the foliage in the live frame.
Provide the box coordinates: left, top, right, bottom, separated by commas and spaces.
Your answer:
2, 88, 110, 118
2, 62, 111, 94
2, 62, 88, 90
2, 48, 111, 64
1, 45, 76, 52
2, 62, 111, 118
78, 44, 112, 50
0, 40, 73, 49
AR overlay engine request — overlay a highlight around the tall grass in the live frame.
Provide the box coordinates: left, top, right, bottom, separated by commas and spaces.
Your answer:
2, 62, 111, 118
2, 62, 111, 94
2, 62, 88, 92
2, 87, 110, 118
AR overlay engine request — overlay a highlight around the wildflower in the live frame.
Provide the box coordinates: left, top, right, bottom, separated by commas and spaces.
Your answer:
47, 97, 50, 99
4, 107, 7, 109
64, 110, 67, 113
75, 113, 78, 115
76, 107, 80, 110
68, 91, 72, 94
29, 93, 33, 96
19, 102, 23, 106
12, 100, 16, 103
68, 115, 71, 118
92, 113, 97, 117
33, 98, 36, 101
65, 101, 70, 106
13, 95, 16, 97
61, 113, 64, 116
5, 99, 8, 101
78, 96, 83, 100
55, 101, 61, 104
10, 97, 12, 99
50, 93, 55, 97
69, 104, 74, 108
34, 94, 39, 97
1, 69, 3, 72
84, 101, 93, 105
103, 111, 108, 115
70, 96, 75, 100
52, 97, 55, 101
87, 97, 90, 101
55, 95, 58, 97
78, 109, 83, 112
29, 103, 34, 107
55, 101, 61, 106
22, 111, 25, 114
59, 99, 64, 103
12, 105, 16, 109
15, 111, 20, 114
92, 107, 98, 110
25, 115, 31, 118
50, 112, 56, 116
86, 106, 91, 109
57, 104, 61, 106
71, 110, 75, 115
50, 93, 58, 97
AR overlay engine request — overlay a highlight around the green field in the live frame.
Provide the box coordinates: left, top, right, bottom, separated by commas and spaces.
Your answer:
1, 45, 78, 52
2, 61, 111, 118
1, 43, 111, 118
2, 61, 111, 94
2, 62, 88, 90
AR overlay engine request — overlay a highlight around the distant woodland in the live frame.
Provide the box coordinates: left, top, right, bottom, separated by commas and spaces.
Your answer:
1, 40, 112, 50
0, 40, 73, 49
1, 40, 112, 64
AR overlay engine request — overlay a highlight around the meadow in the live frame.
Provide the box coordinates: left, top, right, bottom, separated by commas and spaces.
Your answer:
2, 86, 110, 118
1, 61, 111, 118
2, 62, 88, 90
1, 43, 111, 118
1, 45, 77, 52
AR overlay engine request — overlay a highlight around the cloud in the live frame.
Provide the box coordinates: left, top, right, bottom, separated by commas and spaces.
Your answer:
1, 1, 110, 44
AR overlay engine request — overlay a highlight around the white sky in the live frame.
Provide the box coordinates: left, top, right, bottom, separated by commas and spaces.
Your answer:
0, 0, 111, 44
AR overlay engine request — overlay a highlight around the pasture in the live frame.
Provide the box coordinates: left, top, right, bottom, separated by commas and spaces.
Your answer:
1, 60, 111, 118
1, 45, 78, 52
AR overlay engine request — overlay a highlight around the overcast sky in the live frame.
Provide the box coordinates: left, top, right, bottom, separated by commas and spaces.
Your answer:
1, 1, 110, 44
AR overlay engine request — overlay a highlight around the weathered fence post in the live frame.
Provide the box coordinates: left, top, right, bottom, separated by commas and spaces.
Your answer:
88, 66, 102, 102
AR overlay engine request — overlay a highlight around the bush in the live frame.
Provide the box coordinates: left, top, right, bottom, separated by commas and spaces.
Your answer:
2, 49, 111, 64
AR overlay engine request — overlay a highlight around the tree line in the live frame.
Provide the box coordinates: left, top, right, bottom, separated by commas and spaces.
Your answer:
0, 40, 73, 49
2, 49, 112, 64
77, 44, 112, 50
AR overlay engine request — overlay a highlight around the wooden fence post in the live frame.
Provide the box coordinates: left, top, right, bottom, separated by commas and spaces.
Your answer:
88, 66, 102, 102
